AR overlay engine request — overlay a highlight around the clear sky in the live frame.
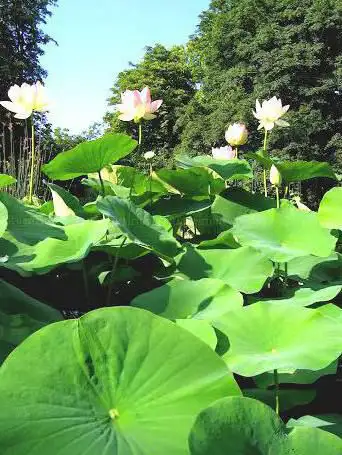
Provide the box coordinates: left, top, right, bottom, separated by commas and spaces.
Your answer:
40, 0, 210, 134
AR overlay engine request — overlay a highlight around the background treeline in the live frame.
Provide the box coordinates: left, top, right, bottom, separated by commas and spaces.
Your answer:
1, 0, 342, 204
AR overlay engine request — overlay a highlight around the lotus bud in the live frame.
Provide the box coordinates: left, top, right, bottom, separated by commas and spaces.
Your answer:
143, 151, 155, 160
270, 165, 282, 186
225, 123, 248, 146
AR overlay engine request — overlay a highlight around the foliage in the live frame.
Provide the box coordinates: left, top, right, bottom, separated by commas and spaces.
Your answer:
0, 123, 341, 452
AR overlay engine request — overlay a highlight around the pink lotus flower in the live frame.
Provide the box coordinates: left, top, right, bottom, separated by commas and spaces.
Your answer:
212, 146, 236, 160
115, 87, 163, 122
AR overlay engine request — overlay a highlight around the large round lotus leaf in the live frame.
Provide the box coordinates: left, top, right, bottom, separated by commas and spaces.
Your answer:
276, 160, 337, 183
288, 414, 342, 438
176, 154, 253, 181
244, 388, 316, 412
151, 196, 212, 219
175, 319, 217, 349
189, 397, 342, 455
318, 187, 342, 230
154, 167, 225, 196
271, 427, 342, 454
42, 134, 137, 180
255, 284, 342, 307
219, 302, 342, 376
232, 205, 336, 263
0, 279, 62, 363
0, 201, 8, 237
131, 278, 243, 321
0, 306, 240, 455
47, 182, 85, 217
0, 191, 65, 245
287, 253, 342, 284
0, 219, 109, 275
97, 196, 180, 261
176, 244, 273, 294
254, 360, 338, 388
211, 188, 276, 228
0, 174, 16, 188
189, 397, 285, 455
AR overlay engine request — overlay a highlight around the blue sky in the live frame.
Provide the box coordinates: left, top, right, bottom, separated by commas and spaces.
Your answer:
40, 0, 209, 134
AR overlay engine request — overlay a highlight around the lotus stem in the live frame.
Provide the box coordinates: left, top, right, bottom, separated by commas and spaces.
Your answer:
263, 129, 268, 197
28, 115, 36, 204
275, 187, 280, 209
129, 123, 142, 198
106, 237, 127, 306
149, 163, 153, 208
98, 171, 105, 197
274, 369, 280, 415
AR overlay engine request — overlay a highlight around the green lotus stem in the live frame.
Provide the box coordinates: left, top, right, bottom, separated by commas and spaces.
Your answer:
284, 262, 288, 287
98, 171, 105, 197
149, 163, 153, 208
275, 187, 280, 209
274, 369, 280, 415
284, 185, 289, 199
28, 115, 36, 204
263, 129, 268, 197
106, 237, 127, 306
129, 123, 142, 198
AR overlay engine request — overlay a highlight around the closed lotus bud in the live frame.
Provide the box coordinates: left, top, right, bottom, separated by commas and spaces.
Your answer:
225, 123, 248, 146
270, 165, 282, 186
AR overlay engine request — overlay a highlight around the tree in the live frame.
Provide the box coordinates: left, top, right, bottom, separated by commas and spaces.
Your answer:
105, 44, 196, 169
177, 0, 342, 202
0, 0, 57, 107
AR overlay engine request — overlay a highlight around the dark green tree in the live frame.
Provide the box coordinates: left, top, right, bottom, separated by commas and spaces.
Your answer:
177, 0, 342, 201
105, 44, 196, 169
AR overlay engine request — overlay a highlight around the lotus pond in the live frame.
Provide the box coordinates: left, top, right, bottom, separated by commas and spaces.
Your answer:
0, 92, 341, 455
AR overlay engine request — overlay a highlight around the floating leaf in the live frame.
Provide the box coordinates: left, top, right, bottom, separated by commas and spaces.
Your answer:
220, 302, 342, 376
42, 134, 137, 180
0, 306, 240, 455
318, 187, 342, 230
132, 278, 243, 321
97, 196, 180, 260
232, 205, 336, 263
0, 280, 62, 363
0, 174, 16, 188
177, 244, 273, 294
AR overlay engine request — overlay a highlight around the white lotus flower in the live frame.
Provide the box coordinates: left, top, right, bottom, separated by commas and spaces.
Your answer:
0, 82, 49, 119
144, 151, 155, 160
253, 96, 290, 131
212, 146, 235, 160
225, 123, 248, 146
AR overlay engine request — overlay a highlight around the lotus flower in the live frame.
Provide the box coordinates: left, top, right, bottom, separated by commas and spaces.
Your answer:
212, 146, 235, 160
144, 151, 155, 160
225, 123, 248, 146
116, 87, 163, 122
253, 96, 290, 131
270, 165, 282, 186
0, 82, 49, 119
